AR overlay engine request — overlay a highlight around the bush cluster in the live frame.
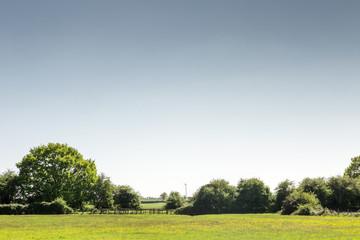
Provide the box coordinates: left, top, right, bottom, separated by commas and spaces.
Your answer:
0, 198, 73, 215
27, 198, 73, 214
165, 191, 185, 210
175, 175, 360, 216
0, 204, 27, 215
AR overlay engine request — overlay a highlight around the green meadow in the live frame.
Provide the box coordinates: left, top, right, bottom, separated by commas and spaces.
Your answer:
1, 214, 360, 239
141, 202, 166, 209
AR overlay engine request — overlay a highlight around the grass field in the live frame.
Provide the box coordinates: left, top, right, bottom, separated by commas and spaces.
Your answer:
1, 214, 360, 239
141, 202, 166, 209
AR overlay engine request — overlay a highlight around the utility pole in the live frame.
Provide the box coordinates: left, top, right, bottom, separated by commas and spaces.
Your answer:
184, 183, 187, 199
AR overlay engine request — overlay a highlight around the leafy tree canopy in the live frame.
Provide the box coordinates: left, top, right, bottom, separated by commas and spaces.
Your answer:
298, 177, 331, 207
16, 143, 97, 208
165, 191, 185, 209
327, 175, 360, 211
192, 179, 236, 214
344, 156, 360, 178
274, 179, 295, 212
236, 178, 271, 213
113, 185, 141, 209
90, 173, 114, 209
160, 192, 168, 201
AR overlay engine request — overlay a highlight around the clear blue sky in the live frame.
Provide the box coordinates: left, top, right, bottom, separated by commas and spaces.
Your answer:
1, 0, 360, 197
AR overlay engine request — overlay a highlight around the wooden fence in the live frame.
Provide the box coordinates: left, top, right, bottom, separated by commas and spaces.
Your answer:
82, 208, 174, 215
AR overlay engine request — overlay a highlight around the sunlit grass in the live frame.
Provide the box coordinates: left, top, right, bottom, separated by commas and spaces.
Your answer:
1, 214, 360, 239
141, 202, 166, 209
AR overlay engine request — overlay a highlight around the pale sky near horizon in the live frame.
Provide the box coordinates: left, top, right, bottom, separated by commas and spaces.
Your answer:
1, 0, 360, 197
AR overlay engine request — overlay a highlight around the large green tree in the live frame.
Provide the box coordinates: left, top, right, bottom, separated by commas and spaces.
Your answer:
191, 179, 236, 214
16, 143, 97, 208
236, 178, 271, 213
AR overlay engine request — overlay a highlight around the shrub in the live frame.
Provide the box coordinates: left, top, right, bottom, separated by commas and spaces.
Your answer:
281, 191, 322, 215
174, 204, 195, 215
82, 204, 96, 212
293, 203, 323, 216
26, 202, 51, 214
0, 204, 27, 215
49, 198, 73, 214
26, 198, 73, 214
165, 191, 185, 210
113, 185, 141, 209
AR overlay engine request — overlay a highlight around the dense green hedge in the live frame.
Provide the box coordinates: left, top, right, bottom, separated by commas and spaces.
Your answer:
27, 198, 73, 214
0, 204, 27, 215
0, 198, 73, 215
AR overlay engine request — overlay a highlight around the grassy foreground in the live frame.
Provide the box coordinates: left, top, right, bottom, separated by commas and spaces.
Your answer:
1, 214, 360, 239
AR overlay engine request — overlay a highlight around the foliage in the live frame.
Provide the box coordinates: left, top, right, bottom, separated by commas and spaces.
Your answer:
0, 198, 72, 215
327, 176, 360, 211
160, 192, 168, 201
292, 203, 323, 216
26, 198, 73, 214
0, 203, 26, 215
273, 179, 295, 212
281, 190, 322, 215
298, 177, 331, 207
236, 178, 271, 213
90, 173, 114, 209
164, 191, 185, 210
0, 170, 19, 204
344, 155, 360, 178
113, 185, 141, 209
16, 143, 97, 208
81, 204, 96, 212
191, 179, 236, 214
173, 203, 195, 215
49, 198, 74, 214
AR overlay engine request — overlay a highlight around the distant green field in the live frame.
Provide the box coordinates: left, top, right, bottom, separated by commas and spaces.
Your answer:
2, 214, 360, 239
141, 202, 166, 209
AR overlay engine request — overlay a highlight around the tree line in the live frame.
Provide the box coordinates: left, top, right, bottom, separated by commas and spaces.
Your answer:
0, 143, 142, 213
1, 143, 360, 215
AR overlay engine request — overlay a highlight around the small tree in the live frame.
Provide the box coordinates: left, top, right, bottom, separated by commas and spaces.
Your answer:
274, 179, 295, 212
113, 185, 141, 209
90, 173, 114, 209
0, 170, 19, 204
236, 178, 271, 213
160, 192, 168, 201
165, 191, 185, 209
